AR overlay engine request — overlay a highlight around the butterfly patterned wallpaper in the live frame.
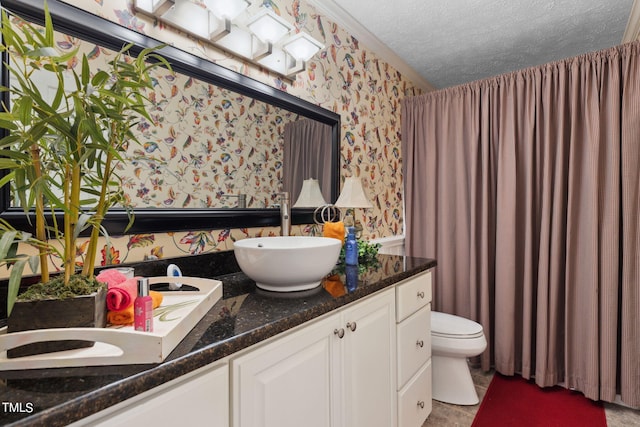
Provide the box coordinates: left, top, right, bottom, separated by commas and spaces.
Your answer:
54, 27, 301, 210
62, 38, 301, 210
39, 0, 423, 270
118, 69, 299, 210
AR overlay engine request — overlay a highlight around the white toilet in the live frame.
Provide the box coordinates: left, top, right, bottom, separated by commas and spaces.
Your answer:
430, 311, 487, 405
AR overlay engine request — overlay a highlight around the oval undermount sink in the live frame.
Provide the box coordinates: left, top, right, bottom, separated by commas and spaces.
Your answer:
233, 236, 342, 292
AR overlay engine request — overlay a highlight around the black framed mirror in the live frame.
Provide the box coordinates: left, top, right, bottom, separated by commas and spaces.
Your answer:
0, 0, 340, 234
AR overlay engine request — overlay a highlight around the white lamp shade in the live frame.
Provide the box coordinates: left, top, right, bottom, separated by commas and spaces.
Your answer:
293, 178, 327, 208
247, 8, 293, 44
283, 32, 324, 62
334, 177, 372, 209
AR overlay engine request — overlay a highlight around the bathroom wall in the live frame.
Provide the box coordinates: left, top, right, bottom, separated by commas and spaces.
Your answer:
28, 0, 422, 269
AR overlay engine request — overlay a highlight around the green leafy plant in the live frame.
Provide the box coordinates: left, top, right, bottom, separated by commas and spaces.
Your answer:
0, 3, 170, 315
339, 239, 381, 265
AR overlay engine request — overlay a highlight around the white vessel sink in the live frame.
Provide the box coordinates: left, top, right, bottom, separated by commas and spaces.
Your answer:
233, 236, 342, 292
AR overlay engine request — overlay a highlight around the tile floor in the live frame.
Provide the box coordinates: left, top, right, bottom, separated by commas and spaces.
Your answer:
423, 367, 640, 427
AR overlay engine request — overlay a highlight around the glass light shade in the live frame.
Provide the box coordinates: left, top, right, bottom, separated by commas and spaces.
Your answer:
161, 0, 229, 41
216, 26, 253, 58
257, 48, 296, 75
334, 177, 373, 209
283, 32, 324, 61
247, 8, 293, 44
203, 0, 249, 20
134, 0, 173, 15
293, 178, 327, 208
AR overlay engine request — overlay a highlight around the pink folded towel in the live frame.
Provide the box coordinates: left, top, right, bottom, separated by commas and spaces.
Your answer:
97, 270, 140, 311
96, 269, 129, 288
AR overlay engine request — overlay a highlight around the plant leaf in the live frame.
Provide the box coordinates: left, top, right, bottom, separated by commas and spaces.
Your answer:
7, 258, 27, 316
0, 230, 18, 260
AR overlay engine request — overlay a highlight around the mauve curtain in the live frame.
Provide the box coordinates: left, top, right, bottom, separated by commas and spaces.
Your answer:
401, 41, 640, 406
283, 119, 332, 203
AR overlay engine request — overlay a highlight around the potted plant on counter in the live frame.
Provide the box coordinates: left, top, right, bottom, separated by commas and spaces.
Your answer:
0, 3, 170, 356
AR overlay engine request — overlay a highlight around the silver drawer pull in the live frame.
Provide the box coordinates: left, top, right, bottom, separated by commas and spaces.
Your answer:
417, 291, 425, 299
346, 321, 357, 332
416, 340, 424, 348
334, 328, 345, 339
417, 400, 425, 409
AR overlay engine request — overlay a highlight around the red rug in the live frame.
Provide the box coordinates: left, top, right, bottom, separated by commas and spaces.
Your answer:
471, 373, 607, 427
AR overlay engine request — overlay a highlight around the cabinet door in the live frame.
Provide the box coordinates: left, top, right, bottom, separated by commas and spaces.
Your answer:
71, 362, 229, 427
341, 289, 396, 427
232, 312, 340, 427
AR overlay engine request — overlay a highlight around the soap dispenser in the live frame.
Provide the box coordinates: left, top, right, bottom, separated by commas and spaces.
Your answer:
345, 226, 358, 266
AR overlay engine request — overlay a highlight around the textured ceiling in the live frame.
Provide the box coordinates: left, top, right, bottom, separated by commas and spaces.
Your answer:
318, 0, 635, 89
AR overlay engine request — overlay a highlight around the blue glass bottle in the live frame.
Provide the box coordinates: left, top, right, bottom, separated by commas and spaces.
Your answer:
345, 227, 358, 266
345, 265, 358, 292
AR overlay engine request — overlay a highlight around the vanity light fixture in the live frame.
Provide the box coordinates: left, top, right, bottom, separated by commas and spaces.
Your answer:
136, 0, 230, 42
133, 0, 324, 79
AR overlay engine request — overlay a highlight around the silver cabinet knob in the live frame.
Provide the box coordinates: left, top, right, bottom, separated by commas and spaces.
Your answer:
346, 321, 357, 332
334, 328, 345, 339
417, 291, 425, 299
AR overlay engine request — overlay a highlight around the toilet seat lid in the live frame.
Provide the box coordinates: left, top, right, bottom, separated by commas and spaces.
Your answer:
431, 311, 484, 338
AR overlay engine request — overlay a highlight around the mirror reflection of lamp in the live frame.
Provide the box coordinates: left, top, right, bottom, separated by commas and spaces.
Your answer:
293, 178, 327, 208
334, 176, 372, 236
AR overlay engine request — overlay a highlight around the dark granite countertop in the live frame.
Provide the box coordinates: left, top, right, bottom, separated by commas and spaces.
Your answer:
0, 252, 436, 426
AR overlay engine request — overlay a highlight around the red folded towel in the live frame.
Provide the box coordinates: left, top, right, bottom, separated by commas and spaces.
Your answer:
106, 278, 139, 311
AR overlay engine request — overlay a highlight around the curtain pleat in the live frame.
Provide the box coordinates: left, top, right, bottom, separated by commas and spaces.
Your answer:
401, 41, 640, 406
283, 119, 333, 203
620, 42, 640, 406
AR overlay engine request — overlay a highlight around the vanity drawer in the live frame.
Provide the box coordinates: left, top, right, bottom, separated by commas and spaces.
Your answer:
398, 359, 432, 427
397, 304, 431, 388
396, 270, 432, 322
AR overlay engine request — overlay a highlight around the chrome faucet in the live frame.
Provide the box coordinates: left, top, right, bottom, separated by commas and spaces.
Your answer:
279, 192, 291, 236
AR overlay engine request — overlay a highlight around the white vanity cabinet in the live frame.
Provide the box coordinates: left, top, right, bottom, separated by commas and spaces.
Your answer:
68, 268, 433, 427
395, 271, 433, 427
231, 288, 396, 427
70, 361, 229, 427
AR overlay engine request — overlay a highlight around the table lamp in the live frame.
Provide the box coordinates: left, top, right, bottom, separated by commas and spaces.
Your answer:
334, 176, 372, 235
293, 178, 327, 208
